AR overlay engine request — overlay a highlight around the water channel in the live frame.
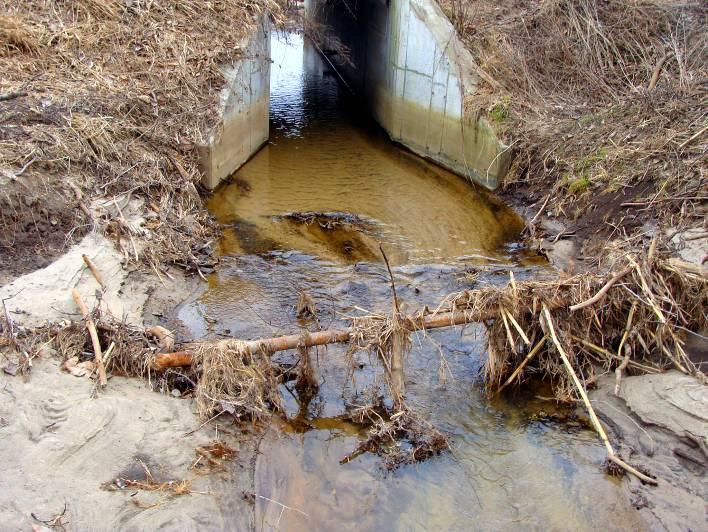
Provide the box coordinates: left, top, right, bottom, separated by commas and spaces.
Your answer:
180, 32, 643, 530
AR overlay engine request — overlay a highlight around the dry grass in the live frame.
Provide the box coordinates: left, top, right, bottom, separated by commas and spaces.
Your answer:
436, 241, 707, 399
341, 405, 450, 469
112, 459, 192, 497
442, 0, 707, 231
191, 339, 283, 420
0, 0, 280, 274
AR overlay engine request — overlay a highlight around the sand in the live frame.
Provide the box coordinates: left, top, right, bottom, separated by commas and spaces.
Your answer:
0, 232, 256, 530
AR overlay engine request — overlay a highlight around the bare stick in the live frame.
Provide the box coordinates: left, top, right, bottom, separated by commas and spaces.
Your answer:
71, 289, 108, 387
503, 308, 530, 346
569, 267, 632, 311
380, 244, 405, 406
647, 53, 668, 91
496, 336, 546, 394
542, 305, 657, 485
379, 244, 399, 315
82, 254, 107, 290
614, 302, 636, 396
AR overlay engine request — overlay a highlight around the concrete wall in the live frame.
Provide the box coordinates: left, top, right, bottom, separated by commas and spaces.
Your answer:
307, 0, 509, 189
199, 21, 270, 190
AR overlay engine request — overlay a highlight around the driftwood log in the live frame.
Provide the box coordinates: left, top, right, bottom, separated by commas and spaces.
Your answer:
152, 308, 515, 369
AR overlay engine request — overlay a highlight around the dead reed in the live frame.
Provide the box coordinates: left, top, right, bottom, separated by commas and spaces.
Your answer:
438, 244, 707, 399
191, 339, 283, 421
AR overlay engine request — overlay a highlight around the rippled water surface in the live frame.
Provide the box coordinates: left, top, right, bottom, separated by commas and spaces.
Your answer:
181, 32, 644, 531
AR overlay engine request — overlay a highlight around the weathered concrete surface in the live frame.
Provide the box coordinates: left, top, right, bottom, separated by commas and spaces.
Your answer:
307, 0, 510, 188
199, 20, 270, 190
591, 372, 707, 531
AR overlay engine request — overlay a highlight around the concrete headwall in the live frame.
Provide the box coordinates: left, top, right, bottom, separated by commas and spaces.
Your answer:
199, 21, 270, 190
307, 0, 509, 189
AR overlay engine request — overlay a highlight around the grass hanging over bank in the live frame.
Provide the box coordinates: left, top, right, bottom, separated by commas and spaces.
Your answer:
442, 0, 706, 239
0, 0, 282, 276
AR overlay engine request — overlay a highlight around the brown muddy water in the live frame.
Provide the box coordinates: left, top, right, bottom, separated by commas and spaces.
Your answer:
180, 33, 644, 530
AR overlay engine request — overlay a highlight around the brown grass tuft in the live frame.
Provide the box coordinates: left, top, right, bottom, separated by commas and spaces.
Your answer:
192, 340, 283, 420
0, 14, 40, 55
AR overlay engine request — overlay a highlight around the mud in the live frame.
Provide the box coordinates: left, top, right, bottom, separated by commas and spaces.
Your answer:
591, 372, 707, 531
0, 177, 85, 286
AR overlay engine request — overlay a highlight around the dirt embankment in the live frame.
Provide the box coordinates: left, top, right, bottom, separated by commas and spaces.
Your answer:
438, 1, 707, 526
442, 0, 706, 269
0, 1, 281, 281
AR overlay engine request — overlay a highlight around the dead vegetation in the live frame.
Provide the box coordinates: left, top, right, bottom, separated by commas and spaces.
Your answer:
449, 242, 707, 396
191, 339, 283, 421
0, 0, 281, 277
442, 0, 706, 240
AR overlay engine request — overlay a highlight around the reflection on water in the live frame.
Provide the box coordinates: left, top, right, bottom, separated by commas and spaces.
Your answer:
207, 33, 525, 266
181, 32, 644, 531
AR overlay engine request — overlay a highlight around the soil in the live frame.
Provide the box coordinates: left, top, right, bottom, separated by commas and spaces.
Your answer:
0, 177, 86, 286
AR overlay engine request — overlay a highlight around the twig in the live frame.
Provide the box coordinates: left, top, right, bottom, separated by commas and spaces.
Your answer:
14, 157, 37, 177
500, 307, 518, 354
678, 124, 708, 150
183, 411, 224, 437
379, 244, 399, 315
503, 308, 530, 345
496, 336, 546, 394
82, 254, 107, 290
627, 256, 666, 324
621, 196, 707, 207
71, 289, 108, 387
569, 266, 632, 311
1, 292, 21, 350
647, 53, 668, 91
571, 335, 660, 374
195, 446, 225, 469
528, 194, 550, 226
614, 302, 636, 396
542, 305, 657, 485
113, 198, 139, 261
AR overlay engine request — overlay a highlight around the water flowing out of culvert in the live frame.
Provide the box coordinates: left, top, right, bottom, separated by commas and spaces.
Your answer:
178, 32, 645, 530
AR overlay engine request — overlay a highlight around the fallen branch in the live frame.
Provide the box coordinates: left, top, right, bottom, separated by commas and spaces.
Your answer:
71, 289, 108, 387
542, 305, 657, 485
152, 308, 516, 369
569, 267, 632, 311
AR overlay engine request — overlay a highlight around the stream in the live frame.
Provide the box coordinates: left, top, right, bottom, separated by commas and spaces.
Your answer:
179, 32, 644, 530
